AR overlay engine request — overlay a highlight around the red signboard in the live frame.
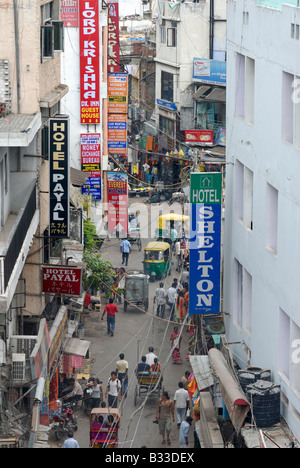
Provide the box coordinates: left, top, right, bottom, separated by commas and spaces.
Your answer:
81, 133, 101, 171
107, 0, 120, 73
107, 172, 128, 234
185, 130, 214, 145
79, 0, 100, 124
42, 267, 82, 296
60, 0, 79, 27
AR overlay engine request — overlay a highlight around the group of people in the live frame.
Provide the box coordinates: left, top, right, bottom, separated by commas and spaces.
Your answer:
135, 347, 162, 375
154, 277, 189, 324
153, 371, 193, 448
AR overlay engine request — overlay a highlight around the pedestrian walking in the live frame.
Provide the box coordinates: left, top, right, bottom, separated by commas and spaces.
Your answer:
166, 283, 176, 321
154, 282, 167, 318
101, 298, 118, 336
105, 371, 121, 408
116, 353, 128, 397
179, 416, 193, 448
120, 238, 131, 266
174, 382, 190, 426
85, 378, 103, 409
62, 431, 79, 448
170, 326, 182, 364
154, 391, 175, 446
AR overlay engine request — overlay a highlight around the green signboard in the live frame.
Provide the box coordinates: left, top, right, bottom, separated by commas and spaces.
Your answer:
190, 172, 222, 205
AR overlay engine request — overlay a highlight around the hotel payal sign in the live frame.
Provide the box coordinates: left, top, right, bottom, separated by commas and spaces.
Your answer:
189, 172, 222, 315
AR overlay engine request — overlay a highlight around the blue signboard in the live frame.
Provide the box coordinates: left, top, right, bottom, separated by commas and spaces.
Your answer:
82, 177, 102, 200
193, 59, 226, 86
189, 173, 222, 315
156, 99, 177, 111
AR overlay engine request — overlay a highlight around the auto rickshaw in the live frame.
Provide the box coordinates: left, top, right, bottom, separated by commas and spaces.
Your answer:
155, 213, 190, 241
89, 408, 120, 448
143, 242, 172, 281
123, 271, 149, 312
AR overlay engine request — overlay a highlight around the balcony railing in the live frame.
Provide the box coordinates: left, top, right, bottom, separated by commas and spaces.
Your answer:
0, 182, 37, 294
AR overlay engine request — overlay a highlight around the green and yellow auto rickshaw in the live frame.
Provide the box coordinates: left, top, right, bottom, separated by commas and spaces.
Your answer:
155, 213, 190, 241
143, 242, 172, 281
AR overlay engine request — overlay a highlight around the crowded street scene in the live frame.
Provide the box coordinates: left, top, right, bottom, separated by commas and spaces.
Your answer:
1, 0, 300, 454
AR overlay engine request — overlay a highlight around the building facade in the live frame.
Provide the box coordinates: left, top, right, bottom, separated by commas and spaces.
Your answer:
224, 0, 300, 440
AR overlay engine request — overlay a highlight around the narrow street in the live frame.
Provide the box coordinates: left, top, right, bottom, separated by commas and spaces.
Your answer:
50, 198, 193, 449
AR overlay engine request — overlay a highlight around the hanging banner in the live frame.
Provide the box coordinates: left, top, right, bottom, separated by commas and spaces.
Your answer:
108, 114, 127, 154
189, 172, 222, 315
49, 118, 69, 238
107, 172, 128, 235
107, 0, 120, 73
79, 0, 100, 124
108, 73, 128, 114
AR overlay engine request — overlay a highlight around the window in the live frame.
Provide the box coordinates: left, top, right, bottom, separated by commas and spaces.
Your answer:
245, 57, 255, 124
279, 308, 290, 380
233, 259, 243, 328
235, 53, 245, 118
235, 160, 244, 221
282, 71, 294, 144
167, 27, 177, 47
244, 166, 253, 231
159, 115, 175, 140
160, 21, 166, 44
40, 2, 64, 62
161, 71, 174, 102
266, 182, 278, 254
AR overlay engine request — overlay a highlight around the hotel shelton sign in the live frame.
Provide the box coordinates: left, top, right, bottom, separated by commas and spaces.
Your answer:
189, 172, 222, 315
49, 117, 69, 238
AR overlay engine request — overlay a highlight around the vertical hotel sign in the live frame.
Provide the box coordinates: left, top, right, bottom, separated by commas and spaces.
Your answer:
79, 0, 100, 124
49, 118, 69, 238
107, 0, 120, 73
189, 173, 222, 315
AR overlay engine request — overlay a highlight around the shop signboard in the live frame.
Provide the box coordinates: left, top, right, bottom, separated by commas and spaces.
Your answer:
185, 130, 214, 145
42, 266, 83, 296
193, 59, 226, 86
189, 172, 222, 315
108, 73, 128, 114
107, 172, 128, 235
49, 117, 69, 238
107, 0, 120, 73
108, 114, 127, 154
60, 0, 79, 27
81, 133, 101, 199
79, 0, 100, 123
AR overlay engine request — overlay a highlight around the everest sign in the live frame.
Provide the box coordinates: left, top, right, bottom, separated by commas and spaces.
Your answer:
189, 173, 222, 315
42, 267, 82, 296
79, 0, 100, 124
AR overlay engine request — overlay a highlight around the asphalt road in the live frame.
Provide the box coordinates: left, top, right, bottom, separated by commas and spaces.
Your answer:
50, 198, 193, 449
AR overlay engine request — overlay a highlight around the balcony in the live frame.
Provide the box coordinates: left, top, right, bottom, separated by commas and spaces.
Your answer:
0, 181, 38, 301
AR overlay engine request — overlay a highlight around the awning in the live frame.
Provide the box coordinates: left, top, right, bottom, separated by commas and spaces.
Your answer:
40, 84, 69, 108
208, 348, 250, 433
70, 167, 91, 187
192, 85, 211, 100
193, 85, 226, 102
189, 355, 214, 391
63, 337, 90, 357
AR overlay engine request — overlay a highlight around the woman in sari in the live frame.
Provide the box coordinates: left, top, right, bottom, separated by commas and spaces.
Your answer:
170, 326, 182, 364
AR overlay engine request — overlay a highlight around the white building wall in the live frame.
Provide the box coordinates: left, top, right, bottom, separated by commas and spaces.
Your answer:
224, 0, 300, 439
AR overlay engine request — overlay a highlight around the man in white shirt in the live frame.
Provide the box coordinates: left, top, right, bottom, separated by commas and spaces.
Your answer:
167, 283, 177, 321
105, 371, 121, 408
145, 347, 157, 366
179, 417, 193, 448
154, 282, 167, 318
174, 381, 190, 426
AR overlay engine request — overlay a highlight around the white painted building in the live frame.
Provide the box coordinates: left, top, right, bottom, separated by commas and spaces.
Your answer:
224, 0, 300, 440
153, 0, 226, 149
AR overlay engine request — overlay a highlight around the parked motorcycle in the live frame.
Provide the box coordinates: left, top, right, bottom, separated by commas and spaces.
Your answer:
52, 401, 78, 441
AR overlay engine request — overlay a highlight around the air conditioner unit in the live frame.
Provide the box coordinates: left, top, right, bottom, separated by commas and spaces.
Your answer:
10, 336, 37, 359
12, 354, 26, 381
